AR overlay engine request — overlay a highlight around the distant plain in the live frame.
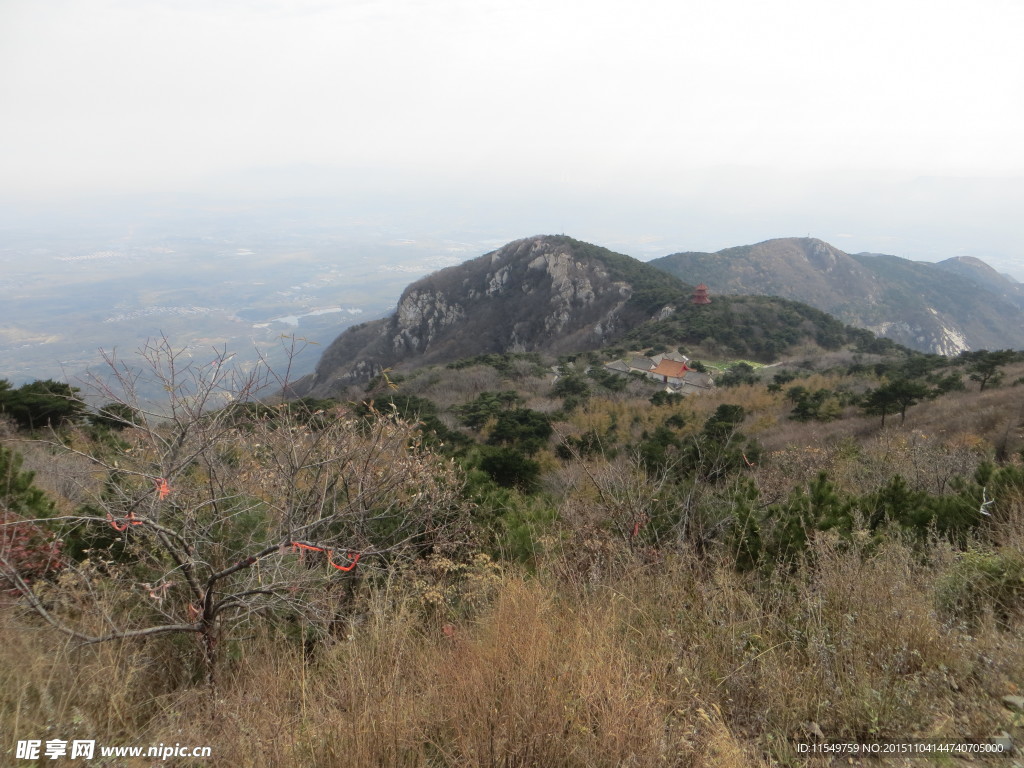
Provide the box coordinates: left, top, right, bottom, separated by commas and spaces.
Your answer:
0, 207, 492, 396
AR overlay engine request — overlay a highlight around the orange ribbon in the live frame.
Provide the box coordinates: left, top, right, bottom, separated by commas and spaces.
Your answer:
107, 511, 144, 532
290, 541, 360, 572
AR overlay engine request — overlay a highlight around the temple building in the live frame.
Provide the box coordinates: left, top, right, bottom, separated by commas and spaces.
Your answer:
691, 284, 711, 305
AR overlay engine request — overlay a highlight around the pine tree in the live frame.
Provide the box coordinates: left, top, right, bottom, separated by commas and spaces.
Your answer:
0, 444, 62, 587
1, 444, 56, 519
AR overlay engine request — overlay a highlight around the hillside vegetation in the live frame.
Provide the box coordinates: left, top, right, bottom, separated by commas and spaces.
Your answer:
3, 338, 1024, 766
295, 235, 902, 397
649, 237, 1024, 355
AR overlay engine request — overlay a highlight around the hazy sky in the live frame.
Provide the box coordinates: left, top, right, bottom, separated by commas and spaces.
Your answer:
2, 0, 1023, 269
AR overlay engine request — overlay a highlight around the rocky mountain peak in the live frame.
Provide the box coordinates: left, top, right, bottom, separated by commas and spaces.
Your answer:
291, 236, 646, 396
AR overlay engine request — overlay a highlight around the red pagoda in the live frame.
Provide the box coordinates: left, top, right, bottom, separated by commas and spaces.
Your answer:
691, 284, 711, 305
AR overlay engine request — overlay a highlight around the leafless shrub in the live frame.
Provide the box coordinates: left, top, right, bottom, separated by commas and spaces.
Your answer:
1, 336, 472, 684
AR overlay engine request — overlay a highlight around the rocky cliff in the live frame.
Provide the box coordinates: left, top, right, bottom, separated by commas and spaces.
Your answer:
291, 236, 654, 395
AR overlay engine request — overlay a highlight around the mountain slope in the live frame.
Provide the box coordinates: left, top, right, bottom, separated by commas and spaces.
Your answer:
294, 237, 649, 394
933, 255, 1024, 308
292, 236, 892, 397
649, 238, 1024, 355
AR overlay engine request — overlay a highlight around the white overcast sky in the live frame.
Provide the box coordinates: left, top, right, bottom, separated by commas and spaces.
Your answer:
2, 0, 1023, 266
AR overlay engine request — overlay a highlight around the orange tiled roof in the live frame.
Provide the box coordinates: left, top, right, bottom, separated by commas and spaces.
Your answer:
650, 359, 690, 378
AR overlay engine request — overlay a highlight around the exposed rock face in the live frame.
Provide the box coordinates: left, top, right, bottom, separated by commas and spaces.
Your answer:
393, 290, 465, 354
292, 236, 640, 396
650, 237, 1024, 355
868, 316, 970, 357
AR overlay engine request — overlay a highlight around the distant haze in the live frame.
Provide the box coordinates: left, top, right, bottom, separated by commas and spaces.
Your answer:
2, 169, 1022, 281
1, 0, 1022, 274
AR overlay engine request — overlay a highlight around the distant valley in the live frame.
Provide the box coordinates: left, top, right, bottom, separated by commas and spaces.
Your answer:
0, 214, 496, 394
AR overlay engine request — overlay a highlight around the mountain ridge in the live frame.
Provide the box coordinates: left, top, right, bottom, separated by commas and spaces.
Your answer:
291, 235, 884, 397
648, 237, 1024, 355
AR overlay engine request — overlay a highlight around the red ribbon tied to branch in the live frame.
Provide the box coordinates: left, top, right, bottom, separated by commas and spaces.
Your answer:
106, 511, 144, 532
290, 541, 361, 572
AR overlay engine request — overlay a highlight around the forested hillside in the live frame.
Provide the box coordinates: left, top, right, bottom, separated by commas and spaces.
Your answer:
650, 237, 1024, 355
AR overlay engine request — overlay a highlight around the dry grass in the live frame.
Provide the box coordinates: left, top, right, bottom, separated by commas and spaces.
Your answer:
4, 530, 1022, 767
0, 606, 188, 746
5, 365, 1024, 766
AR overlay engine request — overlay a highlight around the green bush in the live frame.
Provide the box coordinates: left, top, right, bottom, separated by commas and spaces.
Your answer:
702, 404, 745, 438
358, 393, 465, 447
718, 362, 759, 388
0, 379, 86, 431
89, 402, 144, 431
650, 391, 683, 407
586, 367, 628, 393
0, 445, 62, 585
454, 391, 523, 430
636, 425, 682, 474
936, 548, 1024, 626
0, 444, 57, 520
788, 387, 843, 422
551, 374, 590, 401
477, 445, 542, 491
487, 409, 553, 455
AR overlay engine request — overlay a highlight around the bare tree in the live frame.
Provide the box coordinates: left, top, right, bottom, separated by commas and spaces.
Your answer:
1, 336, 471, 684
